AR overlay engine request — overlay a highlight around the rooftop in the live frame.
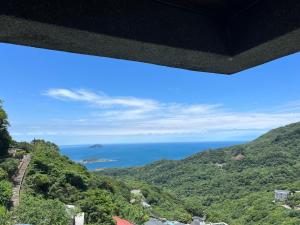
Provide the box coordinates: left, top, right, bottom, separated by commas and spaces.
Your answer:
1, 0, 300, 74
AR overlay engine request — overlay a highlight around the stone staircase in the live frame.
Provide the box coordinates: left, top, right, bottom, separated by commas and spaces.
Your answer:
11, 154, 31, 207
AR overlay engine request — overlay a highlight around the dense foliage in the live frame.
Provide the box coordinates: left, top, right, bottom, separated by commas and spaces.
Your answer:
0, 101, 188, 224
122, 179, 192, 223
0, 180, 12, 207
101, 122, 300, 225
1, 96, 300, 224
0, 157, 17, 223
16, 140, 187, 224
0, 100, 11, 157
0, 100, 16, 223
15, 196, 71, 225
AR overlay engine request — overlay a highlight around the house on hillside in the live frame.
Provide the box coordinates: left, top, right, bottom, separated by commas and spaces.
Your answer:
190, 217, 229, 225
131, 189, 151, 208
113, 216, 134, 225
143, 216, 228, 225
275, 190, 290, 202
210, 223, 229, 225
145, 219, 188, 225
144, 218, 164, 225
66, 205, 84, 225
190, 217, 206, 225
165, 221, 187, 225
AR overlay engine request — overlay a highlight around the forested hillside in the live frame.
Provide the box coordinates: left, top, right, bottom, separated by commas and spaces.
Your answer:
0, 100, 16, 224
16, 140, 191, 224
2, 96, 300, 224
0, 100, 190, 224
100, 122, 300, 225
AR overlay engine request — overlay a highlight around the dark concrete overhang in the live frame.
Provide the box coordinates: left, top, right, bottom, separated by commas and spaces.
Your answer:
1, 0, 300, 74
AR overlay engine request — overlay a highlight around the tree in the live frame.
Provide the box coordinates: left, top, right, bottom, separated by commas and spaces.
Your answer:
0, 206, 12, 225
15, 196, 70, 225
0, 100, 11, 157
0, 158, 19, 177
79, 189, 115, 225
0, 180, 12, 207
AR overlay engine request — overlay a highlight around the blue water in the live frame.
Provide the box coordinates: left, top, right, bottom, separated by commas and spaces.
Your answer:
60, 142, 243, 170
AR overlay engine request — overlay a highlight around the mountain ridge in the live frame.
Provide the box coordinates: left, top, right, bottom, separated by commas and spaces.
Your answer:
99, 122, 300, 225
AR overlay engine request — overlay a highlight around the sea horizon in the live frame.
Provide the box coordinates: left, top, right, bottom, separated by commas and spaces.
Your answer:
59, 140, 251, 147
60, 141, 246, 170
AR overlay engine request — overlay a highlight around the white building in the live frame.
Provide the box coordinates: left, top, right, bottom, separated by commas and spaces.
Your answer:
191, 216, 206, 225
275, 190, 290, 202
66, 205, 84, 225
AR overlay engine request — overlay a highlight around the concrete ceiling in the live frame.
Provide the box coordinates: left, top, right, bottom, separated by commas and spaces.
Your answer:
1, 0, 300, 74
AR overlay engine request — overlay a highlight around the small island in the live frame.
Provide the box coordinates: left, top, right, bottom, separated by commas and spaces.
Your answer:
93, 168, 106, 172
77, 157, 117, 164
89, 144, 103, 149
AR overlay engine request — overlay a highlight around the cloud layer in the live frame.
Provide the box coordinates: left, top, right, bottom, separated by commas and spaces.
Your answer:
25, 88, 300, 143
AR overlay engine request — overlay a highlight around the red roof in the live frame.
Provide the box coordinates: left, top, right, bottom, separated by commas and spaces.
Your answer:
113, 216, 134, 225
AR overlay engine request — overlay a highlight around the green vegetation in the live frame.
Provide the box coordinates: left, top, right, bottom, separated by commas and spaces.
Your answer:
122, 179, 192, 223
11, 140, 186, 224
0, 101, 15, 224
15, 196, 71, 225
0, 180, 12, 207
1, 97, 300, 224
0, 100, 11, 157
0, 100, 187, 224
100, 122, 300, 225
16, 140, 142, 224
287, 192, 300, 209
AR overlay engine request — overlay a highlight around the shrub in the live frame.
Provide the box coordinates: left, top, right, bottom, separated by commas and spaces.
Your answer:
0, 206, 11, 225
79, 189, 115, 224
0, 180, 12, 207
0, 168, 7, 180
0, 158, 19, 177
15, 150, 27, 159
15, 196, 70, 225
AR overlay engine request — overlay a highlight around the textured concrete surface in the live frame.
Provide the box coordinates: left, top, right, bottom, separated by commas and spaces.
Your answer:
1, 0, 300, 74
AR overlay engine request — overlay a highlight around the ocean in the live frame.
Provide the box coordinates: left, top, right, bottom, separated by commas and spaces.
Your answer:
60, 141, 244, 170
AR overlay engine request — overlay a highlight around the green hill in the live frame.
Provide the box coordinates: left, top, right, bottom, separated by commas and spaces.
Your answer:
0, 100, 190, 225
100, 122, 300, 225
1, 139, 190, 225
16, 140, 191, 224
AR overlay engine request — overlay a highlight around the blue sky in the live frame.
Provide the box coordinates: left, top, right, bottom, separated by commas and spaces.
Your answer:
1, 43, 300, 145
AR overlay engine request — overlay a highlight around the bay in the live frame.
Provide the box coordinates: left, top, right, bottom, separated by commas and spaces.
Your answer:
60, 141, 244, 170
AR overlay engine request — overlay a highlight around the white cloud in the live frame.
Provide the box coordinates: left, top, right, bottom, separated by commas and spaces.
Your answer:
45, 88, 158, 109
12, 88, 300, 143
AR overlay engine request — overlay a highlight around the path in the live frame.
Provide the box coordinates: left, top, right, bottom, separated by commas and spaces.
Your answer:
11, 154, 31, 207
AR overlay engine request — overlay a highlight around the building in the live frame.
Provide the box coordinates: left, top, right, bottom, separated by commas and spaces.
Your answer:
113, 216, 134, 225
145, 218, 164, 225
142, 201, 151, 208
2, 1, 300, 75
144, 217, 228, 225
210, 223, 229, 225
275, 190, 290, 202
191, 217, 206, 225
74, 213, 85, 225
66, 205, 85, 225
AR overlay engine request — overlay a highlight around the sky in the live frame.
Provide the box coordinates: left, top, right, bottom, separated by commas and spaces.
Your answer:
1, 43, 300, 145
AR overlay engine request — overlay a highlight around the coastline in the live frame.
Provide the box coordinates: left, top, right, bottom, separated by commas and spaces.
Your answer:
77, 158, 118, 164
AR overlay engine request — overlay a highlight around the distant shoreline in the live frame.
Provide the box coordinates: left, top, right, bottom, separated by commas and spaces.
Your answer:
77, 158, 117, 164
61, 141, 245, 170
92, 168, 106, 171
